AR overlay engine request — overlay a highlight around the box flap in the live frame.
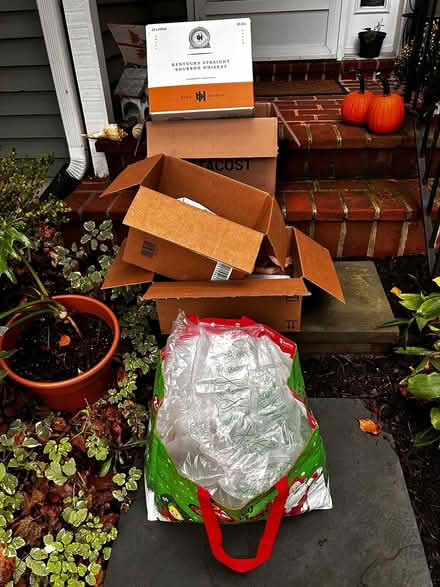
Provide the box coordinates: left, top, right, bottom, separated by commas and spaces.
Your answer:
293, 228, 345, 302
102, 240, 153, 289
123, 188, 264, 274
263, 198, 288, 267
147, 118, 277, 159
143, 277, 309, 300
100, 154, 163, 198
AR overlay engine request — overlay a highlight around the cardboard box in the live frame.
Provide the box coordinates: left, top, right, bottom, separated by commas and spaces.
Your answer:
100, 154, 287, 281
146, 19, 254, 120
146, 103, 281, 194
143, 228, 345, 333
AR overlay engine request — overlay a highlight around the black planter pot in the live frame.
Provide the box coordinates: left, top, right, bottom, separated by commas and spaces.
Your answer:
358, 31, 386, 58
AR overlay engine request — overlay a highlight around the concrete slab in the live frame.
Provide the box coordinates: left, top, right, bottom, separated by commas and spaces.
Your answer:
295, 261, 399, 354
105, 399, 431, 587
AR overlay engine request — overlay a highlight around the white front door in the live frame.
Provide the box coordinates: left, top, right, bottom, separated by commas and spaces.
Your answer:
192, 0, 344, 61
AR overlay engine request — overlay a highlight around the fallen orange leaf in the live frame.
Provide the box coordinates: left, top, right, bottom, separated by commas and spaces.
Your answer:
58, 335, 71, 347
359, 418, 382, 436
390, 287, 402, 298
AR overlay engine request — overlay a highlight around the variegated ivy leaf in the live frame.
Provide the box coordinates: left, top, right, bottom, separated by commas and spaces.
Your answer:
8, 419, 26, 435
45, 462, 67, 485
0, 462, 6, 482
112, 489, 125, 502
13, 559, 26, 581
129, 467, 142, 481
22, 437, 41, 448
63, 506, 88, 528
126, 479, 138, 492
1, 472, 18, 495
30, 547, 49, 560
57, 528, 73, 546
26, 556, 49, 577
112, 473, 126, 486
83, 221, 96, 233
80, 234, 92, 244
103, 547, 112, 561
12, 537, 25, 550
100, 220, 112, 230
62, 458, 77, 477
36, 420, 51, 439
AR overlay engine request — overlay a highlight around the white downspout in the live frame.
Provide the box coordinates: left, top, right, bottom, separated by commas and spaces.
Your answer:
36, 0, 89, 184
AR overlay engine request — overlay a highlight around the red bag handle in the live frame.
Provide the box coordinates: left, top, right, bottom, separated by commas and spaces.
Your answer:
197, 477, 289, 573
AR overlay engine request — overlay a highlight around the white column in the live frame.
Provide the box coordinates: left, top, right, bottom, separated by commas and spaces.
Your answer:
63, 0, 114, 178
36, 0, 89, 180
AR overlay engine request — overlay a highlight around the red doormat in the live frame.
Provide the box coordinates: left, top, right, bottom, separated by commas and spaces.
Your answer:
255, 79, 347, 97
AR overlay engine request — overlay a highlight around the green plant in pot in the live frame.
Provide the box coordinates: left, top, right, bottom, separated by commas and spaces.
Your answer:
0, 221, 120, 412
359, 20, 386, 59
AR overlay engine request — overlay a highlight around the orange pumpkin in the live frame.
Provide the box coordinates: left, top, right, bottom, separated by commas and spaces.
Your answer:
341, 71, 374, 125
366, 72, 405, 134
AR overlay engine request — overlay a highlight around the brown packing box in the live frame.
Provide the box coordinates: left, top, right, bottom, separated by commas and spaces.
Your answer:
100, 154, 287, 281
146, 103, 292, 195
143, 227, 345, 333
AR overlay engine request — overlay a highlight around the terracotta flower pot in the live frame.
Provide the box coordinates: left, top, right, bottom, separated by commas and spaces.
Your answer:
0, 295, 120, 412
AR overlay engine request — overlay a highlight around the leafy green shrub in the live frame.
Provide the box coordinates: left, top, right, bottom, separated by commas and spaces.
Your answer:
381, 277, 440, 446
0, 151, 68, 272
54, 220, 118, 295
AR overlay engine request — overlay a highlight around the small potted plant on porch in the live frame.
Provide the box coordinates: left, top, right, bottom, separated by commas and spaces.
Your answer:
358, 20, 387, 59
0, 221, 120, 412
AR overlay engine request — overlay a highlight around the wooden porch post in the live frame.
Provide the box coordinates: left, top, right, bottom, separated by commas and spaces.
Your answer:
63, 0, 113, 178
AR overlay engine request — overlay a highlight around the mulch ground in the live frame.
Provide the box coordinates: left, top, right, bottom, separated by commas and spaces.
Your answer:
302, 255, 440, 586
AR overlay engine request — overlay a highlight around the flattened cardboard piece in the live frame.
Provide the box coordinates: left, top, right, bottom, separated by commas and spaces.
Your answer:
123, 193, 263, 273
146, 117, 277, 159
143, 277, 309, 300
155, 297, 302, 334
102, 240, 153, 290
122, 228, 246, 281
99, 155, 163, 198
293, 228, 345, 303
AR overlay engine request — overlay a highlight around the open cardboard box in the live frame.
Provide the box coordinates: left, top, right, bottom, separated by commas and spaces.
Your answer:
100, 153, 287, 281
103, 228, 345, 334
146, 103, 298, 195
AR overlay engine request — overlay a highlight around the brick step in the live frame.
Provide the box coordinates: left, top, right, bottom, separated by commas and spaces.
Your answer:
64, 177, 438, 259
253, 57, 396, 81
275, 97, 439, 180
278, 179, 428, 258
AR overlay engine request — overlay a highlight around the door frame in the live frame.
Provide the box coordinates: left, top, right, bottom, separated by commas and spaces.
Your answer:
187, 0, 349, 61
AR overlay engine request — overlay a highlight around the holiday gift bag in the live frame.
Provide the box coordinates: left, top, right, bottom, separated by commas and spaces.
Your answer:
145, 312, 332, 573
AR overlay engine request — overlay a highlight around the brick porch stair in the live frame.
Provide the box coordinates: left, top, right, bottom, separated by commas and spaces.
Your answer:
63, 58, 438, 259
278, 178, 426, 258
64, 176, 436, 258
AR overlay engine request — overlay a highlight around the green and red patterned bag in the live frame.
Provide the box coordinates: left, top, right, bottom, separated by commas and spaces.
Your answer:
145, 314, 331, 573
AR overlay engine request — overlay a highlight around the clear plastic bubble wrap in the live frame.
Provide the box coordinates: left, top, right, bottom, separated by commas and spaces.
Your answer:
157, 312, 312, 510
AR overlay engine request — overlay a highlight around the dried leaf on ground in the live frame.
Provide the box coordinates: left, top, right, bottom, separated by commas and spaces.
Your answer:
13, 515, 44, 546
359, 418, 382, 436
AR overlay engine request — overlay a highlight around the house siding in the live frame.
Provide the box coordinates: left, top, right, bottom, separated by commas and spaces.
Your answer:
0, 1, 68, 174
